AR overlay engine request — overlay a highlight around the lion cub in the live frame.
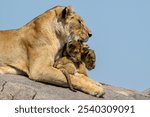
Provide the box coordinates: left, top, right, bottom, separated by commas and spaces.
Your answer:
54, 40, 96, 92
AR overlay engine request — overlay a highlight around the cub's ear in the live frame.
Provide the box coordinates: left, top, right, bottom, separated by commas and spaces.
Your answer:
62, 6, 73, 18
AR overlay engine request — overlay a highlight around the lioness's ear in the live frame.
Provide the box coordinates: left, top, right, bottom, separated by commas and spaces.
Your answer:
62, 6, 73, 18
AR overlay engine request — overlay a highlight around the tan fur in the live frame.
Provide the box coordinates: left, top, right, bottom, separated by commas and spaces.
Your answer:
0, 6, 104, 97
54, 40, 96, 92
54, 40, 88, 76
81, 46, 96, 71
54, 57, 77, 92
54, 40, 82, 92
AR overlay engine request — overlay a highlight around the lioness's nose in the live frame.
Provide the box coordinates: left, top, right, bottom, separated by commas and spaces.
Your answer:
88, 33, 92, 37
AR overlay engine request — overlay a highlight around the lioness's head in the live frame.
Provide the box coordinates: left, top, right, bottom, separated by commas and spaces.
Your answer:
56, 6, 92, 42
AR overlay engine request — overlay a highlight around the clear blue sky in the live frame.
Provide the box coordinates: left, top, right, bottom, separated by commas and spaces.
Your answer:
0, 0, 150, 91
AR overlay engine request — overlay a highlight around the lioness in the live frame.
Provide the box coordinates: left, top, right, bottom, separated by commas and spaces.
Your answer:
54, 40, 96, 92
0, 6, 104, 97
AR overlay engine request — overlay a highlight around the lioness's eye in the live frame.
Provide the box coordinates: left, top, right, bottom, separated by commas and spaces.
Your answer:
78, 20, 81, 23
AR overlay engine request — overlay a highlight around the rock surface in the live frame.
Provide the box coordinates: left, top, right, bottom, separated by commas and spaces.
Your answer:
0, 74, 150, 100
143, 88, 150, 96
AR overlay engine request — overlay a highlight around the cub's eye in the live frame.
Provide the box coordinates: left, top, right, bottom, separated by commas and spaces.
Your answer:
88, 58, 95, 62
68, 44, 75, 49
68, 43, 73, 47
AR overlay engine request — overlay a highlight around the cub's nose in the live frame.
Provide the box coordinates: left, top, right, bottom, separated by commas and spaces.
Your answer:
88, 33, 92, 37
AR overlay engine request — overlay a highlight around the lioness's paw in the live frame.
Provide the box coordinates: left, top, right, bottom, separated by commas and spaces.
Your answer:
91, 86, 105, 98
74, 73, 105, 97
93, 81, 103, 87
84, 84, 105, 98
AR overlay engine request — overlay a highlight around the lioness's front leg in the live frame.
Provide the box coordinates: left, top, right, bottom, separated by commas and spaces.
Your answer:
75, 73, 103, 87
29, 65, 104, 97
28, 46, 104, 97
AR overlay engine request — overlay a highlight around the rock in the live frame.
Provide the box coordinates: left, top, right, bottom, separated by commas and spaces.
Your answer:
0, 75, 98, 100
102, 83, 150, 100
0, 74, 150, 100
143, 88, 150, 95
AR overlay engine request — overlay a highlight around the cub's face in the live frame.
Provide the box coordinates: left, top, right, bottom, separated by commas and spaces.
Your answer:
82, 49, 96, 70
66, 40, 96, 70
62, 6, 92, 42
66, 40, 82, 63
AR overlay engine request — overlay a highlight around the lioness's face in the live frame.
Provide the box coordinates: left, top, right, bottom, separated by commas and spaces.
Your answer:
63, 6, 92, 42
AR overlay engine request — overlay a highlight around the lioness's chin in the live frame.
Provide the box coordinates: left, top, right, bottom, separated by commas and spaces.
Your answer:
79, 38, 89, 43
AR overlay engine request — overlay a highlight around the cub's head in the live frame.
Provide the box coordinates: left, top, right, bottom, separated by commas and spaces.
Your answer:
82, 48, 96, 70
64, 40, 82, 63
57, 6, 92, 42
